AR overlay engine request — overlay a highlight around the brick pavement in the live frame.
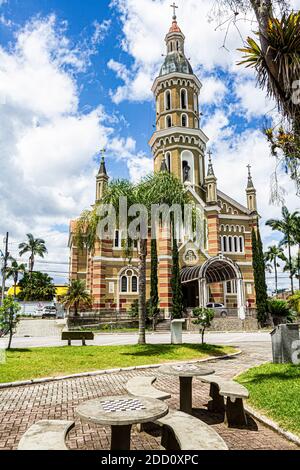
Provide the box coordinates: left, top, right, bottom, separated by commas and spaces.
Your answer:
0, 342, 298, 451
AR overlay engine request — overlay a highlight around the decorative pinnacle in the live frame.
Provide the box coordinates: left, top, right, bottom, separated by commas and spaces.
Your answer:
170, 2, 178, 20
207, 150, 215, 177
98, 148, 107, 176
247, 164, 254, 188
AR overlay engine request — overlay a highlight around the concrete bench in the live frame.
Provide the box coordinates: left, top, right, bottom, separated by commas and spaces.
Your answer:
126, 376, 171, 401
198, 375, 249, 427
156, 410, 228, 451
18, 420, 75, 450
61, 329, 94, 346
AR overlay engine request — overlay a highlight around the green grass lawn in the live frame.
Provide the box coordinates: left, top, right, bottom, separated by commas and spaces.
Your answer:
236, 363, 300, 436
0, 343, 235, 384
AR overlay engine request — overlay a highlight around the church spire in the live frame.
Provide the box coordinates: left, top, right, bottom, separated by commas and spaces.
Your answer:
205, 150, 217, 204
96, 149, 109, 202
246, 165, 257, 213
247, 164, 254, 189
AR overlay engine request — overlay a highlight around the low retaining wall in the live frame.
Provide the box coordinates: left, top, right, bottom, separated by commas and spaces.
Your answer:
186, 316, 259, 332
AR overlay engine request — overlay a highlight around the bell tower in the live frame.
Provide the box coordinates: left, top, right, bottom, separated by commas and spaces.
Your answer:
149, 4, 209, 200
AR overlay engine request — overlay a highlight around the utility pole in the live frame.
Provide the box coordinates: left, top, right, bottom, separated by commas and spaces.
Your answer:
1, 233, 9, 306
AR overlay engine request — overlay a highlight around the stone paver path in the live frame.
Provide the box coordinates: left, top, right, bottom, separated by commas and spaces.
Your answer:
0, 342, 298, 451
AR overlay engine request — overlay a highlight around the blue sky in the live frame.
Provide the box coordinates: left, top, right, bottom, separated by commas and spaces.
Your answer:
0, 0, 299, 291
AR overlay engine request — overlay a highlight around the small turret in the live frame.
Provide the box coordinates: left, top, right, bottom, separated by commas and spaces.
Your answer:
96, 150, 109, 202
205, 150, 217, 204
246, 165, 257, 213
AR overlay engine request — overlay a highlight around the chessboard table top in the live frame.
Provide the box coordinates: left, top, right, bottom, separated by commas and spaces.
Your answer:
76, 395, 169, 426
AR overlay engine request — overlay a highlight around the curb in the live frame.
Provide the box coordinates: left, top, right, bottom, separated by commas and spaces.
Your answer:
0, 350, 241, 390
245, 405, 300, 448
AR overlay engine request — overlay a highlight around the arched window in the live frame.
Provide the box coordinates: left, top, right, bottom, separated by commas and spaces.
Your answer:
165, 90, 171, 111
176, 41, 179, 51
120, 268, 139, 294
239, 236, 244, 253
222, 236, 228, 253
228, 237, 233, 253
234, 236, 238, 253
132, 276, 138, 293
166, 152, 171, 172
181, 89, 188, 109
194, 93, 198, 112
166, 115, 172, 128
194, 118, 199, 129
121, 276, 127, 293
181, 114, 188, 127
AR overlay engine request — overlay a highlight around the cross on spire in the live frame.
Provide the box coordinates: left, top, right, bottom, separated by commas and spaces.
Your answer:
208, 149, 213, 164
100, 148, 106, 162
247, 164, 252, 178
170, 2, 178, 20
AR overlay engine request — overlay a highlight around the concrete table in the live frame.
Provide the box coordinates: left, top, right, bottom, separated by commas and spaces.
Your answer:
159, 364, 214, 414
76, 395, 168, 450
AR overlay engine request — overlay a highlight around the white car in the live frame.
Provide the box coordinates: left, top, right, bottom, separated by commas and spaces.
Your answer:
41, 306, 57, 319
206, 303, 228, 318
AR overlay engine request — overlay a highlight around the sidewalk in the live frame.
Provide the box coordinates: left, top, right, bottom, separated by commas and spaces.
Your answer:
0, 342, 298, 450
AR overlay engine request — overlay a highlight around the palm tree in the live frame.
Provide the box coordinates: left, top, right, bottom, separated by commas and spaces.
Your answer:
264, 245, 287, 295
291, 215, 300, 290
75, 171, 190, 344
6, 258, 26, 297
266, 207, 299, 294
19, 234, 47, 274
62, 280, 92, 317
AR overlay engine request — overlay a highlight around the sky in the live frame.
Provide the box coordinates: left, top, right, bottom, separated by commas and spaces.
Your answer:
0, 0, 299, 293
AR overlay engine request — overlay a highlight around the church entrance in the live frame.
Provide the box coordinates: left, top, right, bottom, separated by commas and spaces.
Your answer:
181, 255, 246, 319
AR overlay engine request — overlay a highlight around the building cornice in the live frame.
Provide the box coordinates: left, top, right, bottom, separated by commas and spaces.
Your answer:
152, 72, 202, 95
149, 127, 209, 150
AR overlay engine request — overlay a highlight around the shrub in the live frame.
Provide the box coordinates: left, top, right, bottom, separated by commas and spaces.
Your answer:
288, 291, 300, 315
192, 307, 215, 344
267, 299, 291, 317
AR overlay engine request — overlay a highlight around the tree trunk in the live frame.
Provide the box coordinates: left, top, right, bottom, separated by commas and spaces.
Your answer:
7, 308, 13, 350
298, 244, 300, 291
29, 254, 34, 275
138, 238, 147, 345
288, 238, 294, 295
74, 301, 79, 317
274, 257, 278, 294
201, 327, 205, 344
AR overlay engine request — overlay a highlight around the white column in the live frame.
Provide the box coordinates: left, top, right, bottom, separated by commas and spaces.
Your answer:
199, 279, 207, 307
237, 278, 246, 320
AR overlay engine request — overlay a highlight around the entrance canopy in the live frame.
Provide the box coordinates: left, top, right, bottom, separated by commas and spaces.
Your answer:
181, 256, 241, 284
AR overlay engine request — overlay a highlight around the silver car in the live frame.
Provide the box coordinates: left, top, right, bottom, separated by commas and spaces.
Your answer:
206, 303, 228, 318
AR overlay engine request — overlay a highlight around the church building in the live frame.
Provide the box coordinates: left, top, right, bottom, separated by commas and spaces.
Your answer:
69, 8, 258, 320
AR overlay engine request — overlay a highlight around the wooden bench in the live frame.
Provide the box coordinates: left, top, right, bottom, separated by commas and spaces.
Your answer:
18, 420, 75, 450
198, 375, 249, 427
156, 410, 228, 451
126, 376, 171, 401
61, 329, 94, 346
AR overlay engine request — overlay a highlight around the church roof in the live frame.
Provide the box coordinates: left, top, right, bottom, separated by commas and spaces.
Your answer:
160, 52, 193, 77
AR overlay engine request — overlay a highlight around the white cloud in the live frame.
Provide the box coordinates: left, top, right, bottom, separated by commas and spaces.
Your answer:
200, 76, 227, 105
0, 15, 140, 282
234, 79, 276, 120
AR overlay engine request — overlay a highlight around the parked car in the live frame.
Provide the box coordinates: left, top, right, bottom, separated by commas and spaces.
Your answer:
33, 307, 44, 317
41, 306, 57, 319
206, 303, 228, 318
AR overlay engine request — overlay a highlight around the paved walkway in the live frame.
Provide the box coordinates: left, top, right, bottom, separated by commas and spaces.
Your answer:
0, 342, 298, 451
